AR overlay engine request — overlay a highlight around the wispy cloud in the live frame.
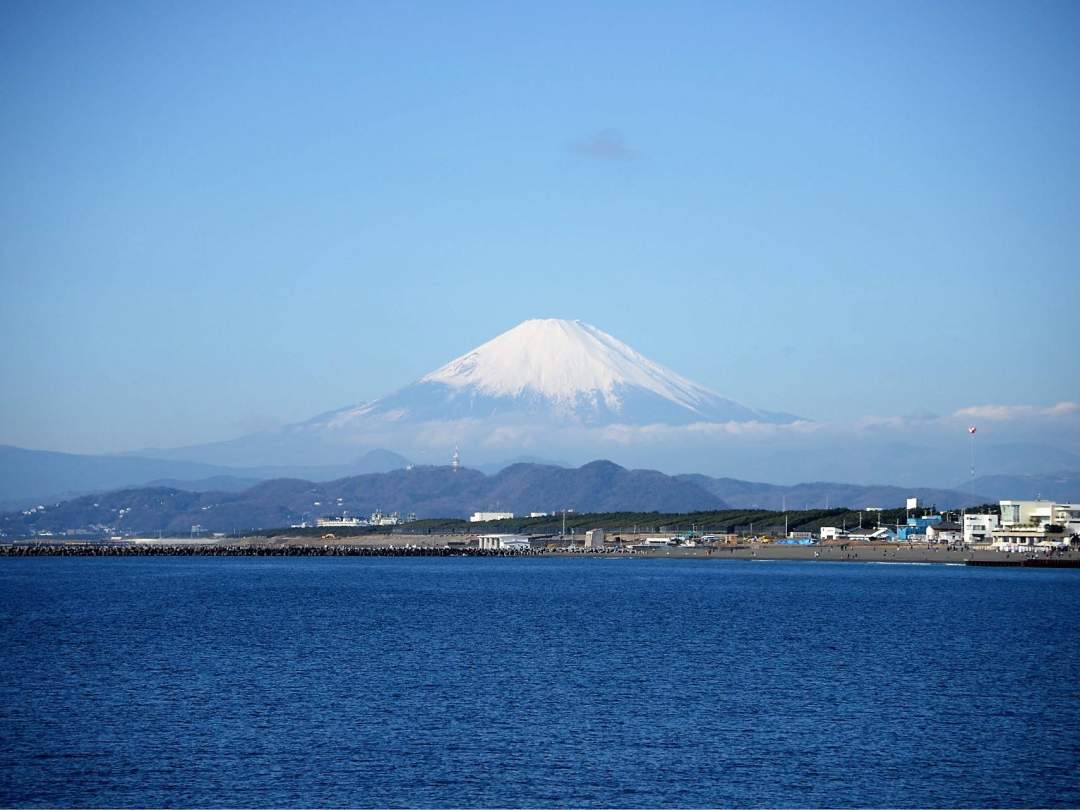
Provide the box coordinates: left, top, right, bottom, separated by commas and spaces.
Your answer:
594, 419, 820, 445
854, 414, 918, 432
569, 129, 634, 160
852, 402, 1080, 432
953, 401, 1079, 421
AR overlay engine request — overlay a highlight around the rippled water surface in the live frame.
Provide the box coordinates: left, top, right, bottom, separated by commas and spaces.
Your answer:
1, 557, 1078, 807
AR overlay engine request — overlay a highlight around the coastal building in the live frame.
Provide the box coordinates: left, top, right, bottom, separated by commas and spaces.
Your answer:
908, 515, 943, 530
529, 512, 549, 518
991, 523, 1069, 550
895, 515, 943, 541
963, 513, 999, 546
847, 527, 895, 542
700, 533, 740, 544
819, 527, 847, 541
992, 500, 1080, 550
584, 528, 605, 549
316, 515, 365, 528
369, 510, 404, 526
926, 522, 962, 544
1053, 503, 1080, 536
470, 511, 515, 522
477, 533, 532, 551
314, 510, 406, 528
999, 500, 1080, 534
633, 536, 676, 550
999, 500, 1046, 526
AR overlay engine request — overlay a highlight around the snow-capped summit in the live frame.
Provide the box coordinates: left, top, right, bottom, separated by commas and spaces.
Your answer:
321, 318, 797, 428
421, 319, 715, 413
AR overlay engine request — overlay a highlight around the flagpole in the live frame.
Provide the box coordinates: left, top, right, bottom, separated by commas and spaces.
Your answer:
964, 425, 977, 547
970, 427, 976, 504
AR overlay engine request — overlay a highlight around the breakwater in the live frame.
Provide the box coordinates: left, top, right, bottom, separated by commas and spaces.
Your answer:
966, 557, 1080, 568
3, 542, 1078, 567
0, 544, 539, 558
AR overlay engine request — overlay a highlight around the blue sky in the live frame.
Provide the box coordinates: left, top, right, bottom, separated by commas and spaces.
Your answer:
1, 0, 1079, 455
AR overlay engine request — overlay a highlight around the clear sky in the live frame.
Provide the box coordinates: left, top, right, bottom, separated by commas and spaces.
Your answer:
2, 0, 1079, 455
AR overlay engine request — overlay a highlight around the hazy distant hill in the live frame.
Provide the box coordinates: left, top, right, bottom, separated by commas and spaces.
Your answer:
0, 445, 411, 507
963, 471, 1080, 503
0, 445, 231, 508
1, 461, 724, 536
143, 475, 263, 493
676, 474, 984, 510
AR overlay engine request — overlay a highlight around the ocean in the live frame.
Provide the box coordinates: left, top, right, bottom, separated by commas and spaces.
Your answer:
1, 557, 1077, 807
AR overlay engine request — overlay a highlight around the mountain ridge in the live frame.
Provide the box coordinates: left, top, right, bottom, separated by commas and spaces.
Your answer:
1, 460, 998, 538
677, 474, 988, 512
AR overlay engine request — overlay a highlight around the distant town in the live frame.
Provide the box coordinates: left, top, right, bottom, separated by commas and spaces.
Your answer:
445, 497, 1080, 554
4, 496, 1078, 564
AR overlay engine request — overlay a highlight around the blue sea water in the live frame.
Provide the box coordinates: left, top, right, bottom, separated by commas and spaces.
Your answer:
1, 557, 1078, 808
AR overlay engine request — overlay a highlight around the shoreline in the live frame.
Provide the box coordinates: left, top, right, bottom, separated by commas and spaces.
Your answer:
2, 538, 1078, 567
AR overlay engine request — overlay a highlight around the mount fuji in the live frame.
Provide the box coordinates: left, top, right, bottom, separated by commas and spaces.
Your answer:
325, 319, 795, 427
151, 319, 800, 467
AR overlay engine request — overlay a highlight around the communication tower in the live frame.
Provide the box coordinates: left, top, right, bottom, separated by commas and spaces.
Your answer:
452, 446, 460, 473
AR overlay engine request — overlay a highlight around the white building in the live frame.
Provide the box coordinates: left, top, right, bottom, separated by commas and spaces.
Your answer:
992, 524, 1068, 550
926, 522, 962, 544
963, 513, 999, 546
316, 515, 365, 527
633, 537, 675, 550
529, 512, 549, 518
992, 500, 1080, 550
999, 501, 1080, 533
469, 511, 515, 522
847, 527, 893, 542
477, 533, 531, 551
369, 510, 404, 526
819, 527, 847, 541
584, 528, 605, 549
1057, 503, 1080, 536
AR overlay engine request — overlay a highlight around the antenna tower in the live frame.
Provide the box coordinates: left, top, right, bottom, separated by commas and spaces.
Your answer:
452, 446, 460, 473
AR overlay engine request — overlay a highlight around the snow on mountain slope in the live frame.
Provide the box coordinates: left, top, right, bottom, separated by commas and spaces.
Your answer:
319, 319, 797, 428
421, 319, 714, 412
